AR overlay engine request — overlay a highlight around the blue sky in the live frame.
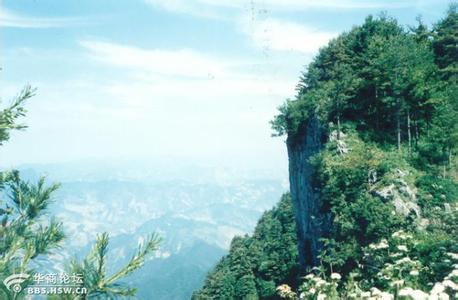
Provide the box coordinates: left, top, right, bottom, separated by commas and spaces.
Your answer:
0, 0, 452, 169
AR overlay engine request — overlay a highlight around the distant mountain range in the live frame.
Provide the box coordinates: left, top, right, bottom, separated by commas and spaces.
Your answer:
15, 161, 287, 299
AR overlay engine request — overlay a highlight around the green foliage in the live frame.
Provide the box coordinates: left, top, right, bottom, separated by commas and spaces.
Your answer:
416, 174, 458, 209
264, 7, 457, 300
271, 11, 455, 158
54, 232, 161, 299
193, 194, 299, 300
432, 3, 458, 81
285, 226, 458, 299
0, 87, 64, 300
0, 86, 162, 299
314, 133, 410, 274
0, 85, 34, 145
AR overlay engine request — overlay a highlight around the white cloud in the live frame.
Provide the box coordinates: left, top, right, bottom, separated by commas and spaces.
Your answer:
143, 0, 224, 19
241, 17, 336, 54
80, 40, 227, 79
0, 8, 86, 28
203, 0, 416, 10
144, 0, 421, 18
79, 39, 298, 94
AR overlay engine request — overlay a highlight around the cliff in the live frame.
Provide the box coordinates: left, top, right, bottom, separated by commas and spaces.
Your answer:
287, 115, 329, 269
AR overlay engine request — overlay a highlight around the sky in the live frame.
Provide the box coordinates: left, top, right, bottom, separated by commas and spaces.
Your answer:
0, 0, 452, 169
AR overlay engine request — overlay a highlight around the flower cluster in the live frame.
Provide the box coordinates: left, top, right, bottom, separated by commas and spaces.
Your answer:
277, 232, 458, 300
277, 284, 297, 299
296, 270, 340, 299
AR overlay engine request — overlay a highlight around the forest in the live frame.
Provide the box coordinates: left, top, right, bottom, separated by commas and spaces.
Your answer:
0, 3, 456, 300
195, 4, 457, 300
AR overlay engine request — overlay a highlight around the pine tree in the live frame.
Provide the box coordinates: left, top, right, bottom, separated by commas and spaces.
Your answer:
0, 86, 161, 299
432, 3, 458, 82
51, 233, 161, 299
0, 86, 64, 300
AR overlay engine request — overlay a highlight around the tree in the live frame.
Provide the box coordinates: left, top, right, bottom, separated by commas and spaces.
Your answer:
0, 86, 64, 300
0, 85, 34, 144
193, 194, 299, 299
432, 3, 458, 82
52, 232, 161, 299
0, 86, 161, 299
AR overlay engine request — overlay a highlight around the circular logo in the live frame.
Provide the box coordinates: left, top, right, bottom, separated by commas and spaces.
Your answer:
12, 284, 22, 293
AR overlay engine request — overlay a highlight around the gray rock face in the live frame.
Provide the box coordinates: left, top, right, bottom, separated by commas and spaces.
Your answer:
287, 115, 329, 269
373, 169, 421, 218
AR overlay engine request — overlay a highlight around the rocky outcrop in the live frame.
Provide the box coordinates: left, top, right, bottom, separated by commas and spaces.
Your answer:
287, 115, 329, 269
372, 169, 421, 218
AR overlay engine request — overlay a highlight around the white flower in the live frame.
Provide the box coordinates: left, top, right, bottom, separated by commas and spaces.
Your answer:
360, 291, 371, 298
431, 283, 445, 295
317, 293, 326, 300
409, 270, 419, 276
370, 287, 382, 296
379, 239, 389, 249
330, 273, 341, 281
397, 245, 408, 252
305, 274, 315, 280
391, 279, 404, 287
445, 269, 458, 281
315, 279, 326, 287
379, 292, 393, 300
438, 292, 450, 300
309, 288, 316, 294
391, 230, 412, 240
443, 279, 458, 291
398, 287, 413, 297
392, 230, 404, 238
395, 257, 412, 264
410, 289, 428, 299
398, 287, 428, 300
447, 253, 458, 260
370, 239, 389, 250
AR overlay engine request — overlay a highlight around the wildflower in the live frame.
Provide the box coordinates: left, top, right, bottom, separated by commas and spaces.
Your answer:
447, 253, 458, 260
443, 279, 458, 291
392, 230, 405, 238
392, 230, 412, 240
348, 292, 357, 298
397, 245, 408, 252
369, 239, 389, 250
330, 273, 341, 281
277, 284, 296, 299
409, 270, 419, 276
379, 292, 393, 300
317, 293, 326, 300
391, 279, 404, 287
398, 287, 428, 300
431, 283, 445, 295
370, 287, 381, 296
395, 257, 412, 264
277, 284, 292, 292
316, 279, 326, 287
305, 274, 315, 280
437, 292, 450, 300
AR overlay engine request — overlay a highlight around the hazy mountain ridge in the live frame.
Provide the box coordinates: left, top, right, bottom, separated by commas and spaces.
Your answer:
14, 162, 287, 299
